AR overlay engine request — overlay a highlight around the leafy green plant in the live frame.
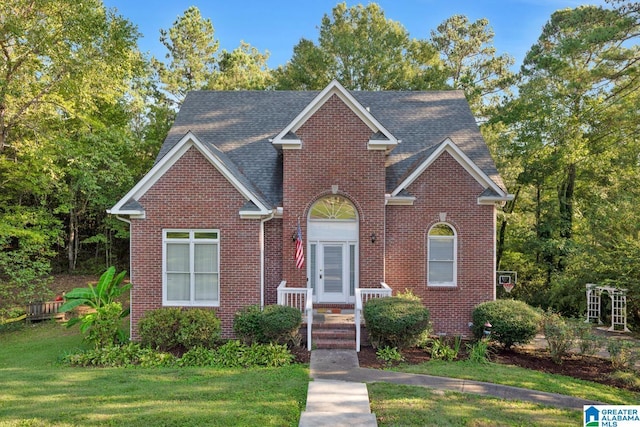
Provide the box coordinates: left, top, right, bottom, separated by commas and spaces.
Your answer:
59, 267, 131, 347
541, 310, 574, 364
138, 307, 221, 351
233, 304, 302, 345
607, 339, 639, 371
363, 296, 430, 350
177, 346, 216, 367
63, 342, 175, 367
572, 321, 604, 356
466, 338, 491, 364
472, 300, 541, 349
376, 346, 404, 365
429, 336, 461, 361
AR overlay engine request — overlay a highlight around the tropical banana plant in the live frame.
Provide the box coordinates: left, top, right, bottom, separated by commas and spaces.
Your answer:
59, 267, 132, 336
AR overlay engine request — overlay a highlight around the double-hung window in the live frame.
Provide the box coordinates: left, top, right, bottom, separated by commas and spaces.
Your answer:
427, 223, 456, 287
163, 230, 219, 306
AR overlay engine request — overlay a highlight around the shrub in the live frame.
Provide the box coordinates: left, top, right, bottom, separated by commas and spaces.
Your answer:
208, 340, 293, 368
178, 347, 216, 367
260, 305, 302, 345
138, 307, 221, 351
138, 307, 182, 351
233, 305, 264, 344
573, 321, 604, 356
541, 310, 574, 364
233, 304, 302, 345
178, 308, 221, 348
472, 299, 541, 349
607, 339, 640, 371
363, 296, 430, 350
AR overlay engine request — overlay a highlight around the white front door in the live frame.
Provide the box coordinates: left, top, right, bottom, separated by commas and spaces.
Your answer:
318, 243, 347, 302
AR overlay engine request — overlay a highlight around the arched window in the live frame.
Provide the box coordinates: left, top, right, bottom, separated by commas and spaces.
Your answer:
309, 195, 357, 220
427, 223, 456, 286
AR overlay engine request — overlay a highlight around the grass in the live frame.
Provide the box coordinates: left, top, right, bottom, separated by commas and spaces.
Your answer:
389, 359, 638, 405
0, 322, 309, 426
2, 322, 638, 427
369, 383, 581, 427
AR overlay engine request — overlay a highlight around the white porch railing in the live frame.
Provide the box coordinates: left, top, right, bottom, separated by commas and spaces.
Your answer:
355, 282, 392, 351
277, 280, 313, 350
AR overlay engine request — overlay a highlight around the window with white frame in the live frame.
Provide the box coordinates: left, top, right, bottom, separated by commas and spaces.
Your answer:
163, 230, 219, 306
427, 223, 456, 286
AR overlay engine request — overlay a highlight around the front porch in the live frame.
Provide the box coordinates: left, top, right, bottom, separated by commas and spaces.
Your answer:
277, 281, 391, 351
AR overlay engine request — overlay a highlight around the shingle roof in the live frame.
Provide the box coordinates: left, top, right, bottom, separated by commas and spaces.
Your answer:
159, 89, 504, 208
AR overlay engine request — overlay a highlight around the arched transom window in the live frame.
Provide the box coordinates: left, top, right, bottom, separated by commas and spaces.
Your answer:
309, 195, 357, 220
427, 223, 457, 286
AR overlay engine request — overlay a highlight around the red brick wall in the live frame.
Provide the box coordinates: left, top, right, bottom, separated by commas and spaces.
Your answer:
130, 146, 262, 339
264, 218, 283, 305
385, 151, 496, 337
281, 94, 386, 289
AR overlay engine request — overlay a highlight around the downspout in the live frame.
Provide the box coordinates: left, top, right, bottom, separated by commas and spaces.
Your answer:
115, 215, 132, 340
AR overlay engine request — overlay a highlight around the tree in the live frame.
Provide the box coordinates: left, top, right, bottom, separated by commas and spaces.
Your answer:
209, 42, 273, 90
0, 0, 146, 291
430, 15, 515, 117
274, 2, 443, 90
492, 2, 639, 321
152, 6, 219, 105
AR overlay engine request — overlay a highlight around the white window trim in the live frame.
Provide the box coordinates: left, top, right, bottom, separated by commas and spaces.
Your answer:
162, 229, 220, 307
427, 223, 457, 287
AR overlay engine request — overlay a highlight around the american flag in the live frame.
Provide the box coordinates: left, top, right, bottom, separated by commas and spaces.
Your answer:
295, 220, 304, 269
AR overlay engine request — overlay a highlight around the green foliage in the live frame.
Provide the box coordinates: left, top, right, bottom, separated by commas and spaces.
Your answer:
541, 310, 575, 364
376, 346, 404, 365
64, 342, 175, 367
571, 321, 604, 356
466, 338, 492, 364
472, 300, 541, 349
233, 304, 302, 346
176, 308, 221, 349
363, 296, 430, 350
0, 207, 59, 315
138, 307, 221, 351
429, 336, 461, 361
274, 2, 444, 91
606, 339, 640, 371
59, 267, 131, 347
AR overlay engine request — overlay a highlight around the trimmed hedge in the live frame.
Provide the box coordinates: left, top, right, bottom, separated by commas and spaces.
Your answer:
363, 296, 430, 350
472, 299, 541, 349
233, 304, 302, 345
137, 307, 221, 351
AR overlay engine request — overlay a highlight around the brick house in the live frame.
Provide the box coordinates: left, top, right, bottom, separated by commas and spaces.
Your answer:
109, 80, 511, 343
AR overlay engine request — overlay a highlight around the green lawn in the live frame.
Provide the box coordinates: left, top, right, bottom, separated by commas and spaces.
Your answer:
0, 323, 308, 426
369, 383, 582, 427
390, 359, 638, 405
2, 322, 638, 427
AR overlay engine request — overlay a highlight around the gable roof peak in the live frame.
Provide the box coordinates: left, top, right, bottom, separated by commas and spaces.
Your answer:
271, 80, 399, 151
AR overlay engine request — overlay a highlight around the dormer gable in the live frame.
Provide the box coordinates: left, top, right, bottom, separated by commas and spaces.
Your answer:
270, 80, 398, 151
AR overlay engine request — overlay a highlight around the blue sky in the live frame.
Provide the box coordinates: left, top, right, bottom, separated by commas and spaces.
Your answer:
102, 0, 607, 70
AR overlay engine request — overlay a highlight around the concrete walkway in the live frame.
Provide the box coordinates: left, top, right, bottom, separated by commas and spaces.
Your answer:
299, 349, 606, 426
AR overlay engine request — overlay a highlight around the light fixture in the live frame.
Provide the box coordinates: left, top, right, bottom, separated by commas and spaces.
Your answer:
292, 231, 297, 242
370, 232, 377, 243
